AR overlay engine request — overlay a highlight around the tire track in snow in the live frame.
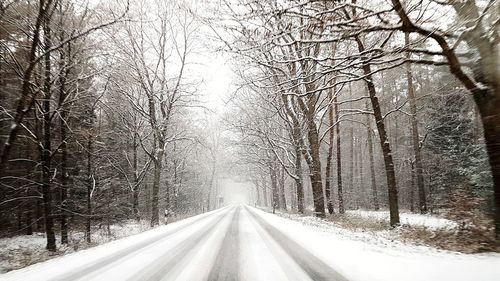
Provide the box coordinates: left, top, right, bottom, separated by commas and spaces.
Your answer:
51, 207, 229, 281
207, 206, 241, 281
125, 207, 237, 281
246, 206, 349, 281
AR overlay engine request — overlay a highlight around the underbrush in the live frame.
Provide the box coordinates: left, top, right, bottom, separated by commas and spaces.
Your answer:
269, 208, 499, 254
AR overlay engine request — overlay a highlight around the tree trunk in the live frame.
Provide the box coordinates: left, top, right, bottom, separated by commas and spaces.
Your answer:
60, 105, 68, 244
474, 93, 500, 240
150, 149, 163, 227
294, 143, 305, 213
132, 130, 140, 221
86, 137, 92, 243
410, 161, 416, 213
307, 116, 326, 218
59, 41, 70, 245
356, 36, 400, 226
366, 102, 379, 210
41, 20, 56, 252
358, 136, 364, 208
405, 32, 427, 214
325, 87, 335, 214
349, 126, 355, 209
282, 92, 305, 213
269, 164, 279, 213
25, 147, 33, 235
260, 174, 269, 208
334, 92, 345, 213
278, 166, 287, 210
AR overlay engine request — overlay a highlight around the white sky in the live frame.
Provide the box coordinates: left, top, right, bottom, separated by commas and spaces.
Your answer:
191, 51, 233, 114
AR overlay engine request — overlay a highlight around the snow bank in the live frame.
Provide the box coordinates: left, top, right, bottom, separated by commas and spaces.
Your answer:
0, 220, 157, 273
346, 209, 458, 230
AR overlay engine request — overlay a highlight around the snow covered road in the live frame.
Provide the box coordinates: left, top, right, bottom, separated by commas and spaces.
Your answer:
0, 206, 347, 281
1, 205, 500, 281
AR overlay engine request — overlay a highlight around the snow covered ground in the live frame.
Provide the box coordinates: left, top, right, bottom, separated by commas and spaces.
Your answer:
256, 208, 500, 281
0, 219, 168, 273
1, 205, 499, 281
346, 209, 458, 230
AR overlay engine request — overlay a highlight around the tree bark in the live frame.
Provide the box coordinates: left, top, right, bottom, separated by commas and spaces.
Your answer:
366, 110, 379, 210
294, 143, 304, 213
269, 164, 279, 213
86, 136, 92, 243
41, 19, 56, 252
325, 87, 335, 214
349, 125, 355, 209
334, 92, 345, 213
358, 135, 364, 208
473, 89, 500, 239
307, 116, 326, 218
150, 149, 163, 226
58, 40, 70, 244
278, 165, 287, 210
132, 130, 140, 221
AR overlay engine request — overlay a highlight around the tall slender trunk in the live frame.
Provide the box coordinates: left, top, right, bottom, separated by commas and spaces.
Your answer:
358, 136, 364, 208
36, 116, 43, 232
41, 20, 56, 251
366, 102, 379, 210
405, 33, 427, 214
86, 137, 92, 243
325, 88, 335, 214
349, 86, 355, 209
59, 40, 70, 244
60, 93, 68, 244
349, 127, 355, 209
356, 36, 400, 226
334, 92, 345, 213
132, 130, 140, 221
278, 166, 287, 210
25, 146, 33, 235
410, 162, 416, 213
294, 144, 304, 214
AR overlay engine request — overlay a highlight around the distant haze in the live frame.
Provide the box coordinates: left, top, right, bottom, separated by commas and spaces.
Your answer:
220, 178, 252, 205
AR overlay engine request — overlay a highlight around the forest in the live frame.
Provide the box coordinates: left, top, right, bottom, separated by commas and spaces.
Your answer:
0, 0, 499, 260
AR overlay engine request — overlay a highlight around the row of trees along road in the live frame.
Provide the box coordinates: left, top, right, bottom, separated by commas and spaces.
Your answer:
214, 0, 499, 242
0, 0, 499, 251
0, 0, 225, 251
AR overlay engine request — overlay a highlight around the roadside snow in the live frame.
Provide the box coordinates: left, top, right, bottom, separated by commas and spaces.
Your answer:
346, 209, 458, 230
0, 220, 154, 273
251, 207, 500, 281
0, 208, 219, 277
